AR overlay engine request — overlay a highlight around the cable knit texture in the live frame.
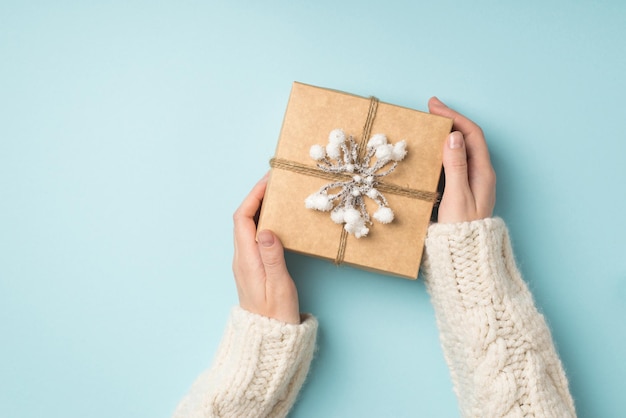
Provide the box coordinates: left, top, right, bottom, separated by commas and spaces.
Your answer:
173, 306, 318, 418
422, 218, 576, 417
174, 218, 576, 417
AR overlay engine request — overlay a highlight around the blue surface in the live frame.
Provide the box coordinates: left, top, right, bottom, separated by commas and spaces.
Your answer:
1, 1, 625, 417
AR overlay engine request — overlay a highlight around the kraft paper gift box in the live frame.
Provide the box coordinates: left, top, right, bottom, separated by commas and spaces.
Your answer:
257, 82, 452, 279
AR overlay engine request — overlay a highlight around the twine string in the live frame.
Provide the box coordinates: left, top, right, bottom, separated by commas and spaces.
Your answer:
268, 158, 438, 206
334, 98, 380, 264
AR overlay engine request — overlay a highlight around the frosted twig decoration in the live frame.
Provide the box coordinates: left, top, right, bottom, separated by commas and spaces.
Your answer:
305, 129, 407, 238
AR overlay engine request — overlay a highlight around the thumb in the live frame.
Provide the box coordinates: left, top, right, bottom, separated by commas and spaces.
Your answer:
442, 131, 471, 194
257, 230, 291, 281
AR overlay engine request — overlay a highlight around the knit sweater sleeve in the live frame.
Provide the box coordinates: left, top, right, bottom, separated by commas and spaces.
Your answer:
422, 218, 576, 417
173, 306, 318, 418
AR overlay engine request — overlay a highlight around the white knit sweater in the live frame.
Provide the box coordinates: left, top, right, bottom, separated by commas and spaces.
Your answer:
173, 218, 576, 417
423, 218, 575, 417
173, 307, 318, 418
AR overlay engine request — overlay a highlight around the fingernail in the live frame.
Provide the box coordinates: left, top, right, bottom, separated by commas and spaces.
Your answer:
449, 133, 463, 149
258, 230, 275, 247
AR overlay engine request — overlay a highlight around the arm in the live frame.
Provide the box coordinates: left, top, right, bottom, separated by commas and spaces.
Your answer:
424, 98, 576, 417
174, 174, 317, 418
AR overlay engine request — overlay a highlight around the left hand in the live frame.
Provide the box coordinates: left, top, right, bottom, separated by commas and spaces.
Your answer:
231, 173, 301, 324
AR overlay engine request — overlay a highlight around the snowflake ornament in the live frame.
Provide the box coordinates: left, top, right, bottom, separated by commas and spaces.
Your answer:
304, 129, 408, 238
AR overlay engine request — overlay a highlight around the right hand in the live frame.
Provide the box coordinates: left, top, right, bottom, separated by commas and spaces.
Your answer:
428, 97, 497, 223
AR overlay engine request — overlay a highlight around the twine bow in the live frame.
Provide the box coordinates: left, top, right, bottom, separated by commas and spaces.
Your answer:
304, 129, 407, 238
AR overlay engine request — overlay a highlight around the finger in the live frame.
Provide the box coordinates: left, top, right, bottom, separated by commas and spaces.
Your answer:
441, 131, 475, 216
233, 173, 269, 252
442, 131, 471, 194
233, 173, 269, 287
428, 97, 491, 170
257, 230, 291, 284
234, 172, 269, 223
428, 96, 481, 138
438, 132, 477, 223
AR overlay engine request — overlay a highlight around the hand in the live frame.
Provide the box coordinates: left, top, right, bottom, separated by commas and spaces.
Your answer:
428, 97, 496, 223
232, 173, 301, 324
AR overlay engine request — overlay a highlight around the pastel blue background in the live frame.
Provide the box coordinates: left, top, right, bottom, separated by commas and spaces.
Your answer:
1, 1, 624, 417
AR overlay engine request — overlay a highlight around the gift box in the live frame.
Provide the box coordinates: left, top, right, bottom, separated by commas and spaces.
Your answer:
257, 82, 452, 279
